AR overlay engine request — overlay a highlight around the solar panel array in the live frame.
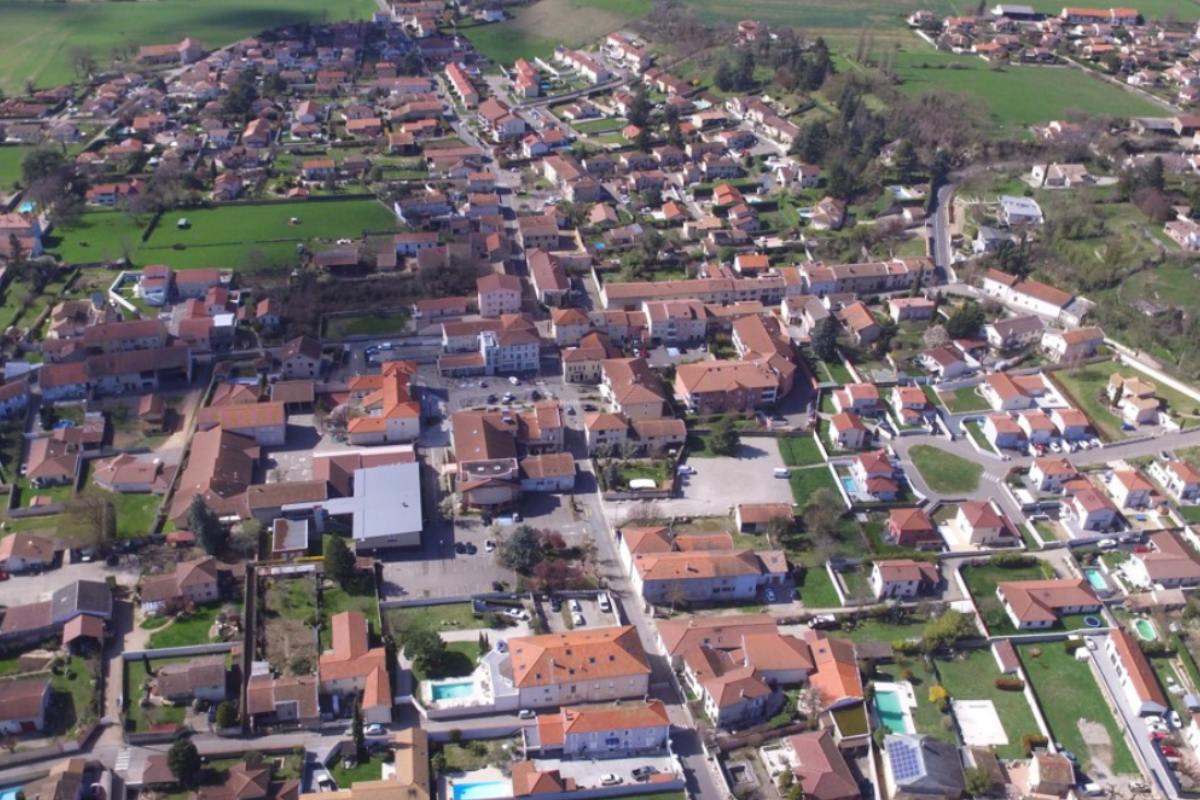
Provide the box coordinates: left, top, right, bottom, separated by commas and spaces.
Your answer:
888, 738, 923, 782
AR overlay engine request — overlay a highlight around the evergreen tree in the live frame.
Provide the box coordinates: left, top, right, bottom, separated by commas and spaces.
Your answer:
812, 315, 840, 362
324, 535, 356, 587
168, 740, 202, 787
188, 496, 225, 555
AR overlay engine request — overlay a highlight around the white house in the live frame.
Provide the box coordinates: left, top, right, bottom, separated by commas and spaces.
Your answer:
1104, 628, 1169, 716
870, 559, 940, 600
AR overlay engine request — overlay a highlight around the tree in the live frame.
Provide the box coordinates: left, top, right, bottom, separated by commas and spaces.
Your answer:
627, 88, 652, 129
892, 139, 919, 184
812, 315, 840, 362
61, 495, 115, 549
352, 701, 366, 760
944, 303, 984, 340
215, 701, 238, 729
791, 121, 829, 164
167, 739, 202, 787
189, 496, 225, 555
709, 416, 740, 456
497, 525, 542, 574
964, 766, 995, 798
402, 624, 447, 674
1146, 155, 1166, 192
324, 534, 356, 587
803, 488, 842, 564
21, 147, 67, 187
922, 609, 976, 652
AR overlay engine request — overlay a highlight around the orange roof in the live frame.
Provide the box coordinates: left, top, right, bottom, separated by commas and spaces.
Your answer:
508, 626, 650, 688
998, 579, 1099, 625
804, 631, 862, 708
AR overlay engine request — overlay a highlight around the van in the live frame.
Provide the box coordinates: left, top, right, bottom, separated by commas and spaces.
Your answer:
773, 467, 790, 479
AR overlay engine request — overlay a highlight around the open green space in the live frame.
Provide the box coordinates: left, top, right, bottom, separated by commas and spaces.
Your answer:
326, 311, 410, 339
385, 602, 481, 635
778, 435, 825, 467
839, 618, 927, 645
788, 465, 840, 506
891, 47, 1164, 130
796, 564, 839, 608
1053, 361, 1200, 441
330, 752, 385, 788
961, 559, 1056, 635
908, 445, 983, 494
963, 420, 997, 454
0, 146, 32, 191
410, 640, 480, 683
49, 200, 395, 271
125, 656, 189, 733
84, 487, 161, 540
459, 0, 648, 64
1018, 641, 1139, 775
935, 648, 1042, 760
146, 605, 222, 649
939, 385, 991, 414
0, 0, 376, 93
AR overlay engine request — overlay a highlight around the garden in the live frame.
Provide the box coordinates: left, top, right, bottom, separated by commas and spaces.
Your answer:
260, 573, 319, 676
960, 556, 1057, 636
908, 445, 983, 494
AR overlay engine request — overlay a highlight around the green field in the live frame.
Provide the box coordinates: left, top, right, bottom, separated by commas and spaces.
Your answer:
460, 0, 649, 64
1052, 360, 1200, 440
908, 445, 983, 494
49, 200, 396, 271
935, 648, 1042, 760
326, 311, 411, 339
788, 464, 840, 506
891, 48, 1164, 128
146, 605, 221, 649
1018, 642, 1139, 775
0, 145, 32, 191
778, 435, 825, 468
0, 0, 375, 93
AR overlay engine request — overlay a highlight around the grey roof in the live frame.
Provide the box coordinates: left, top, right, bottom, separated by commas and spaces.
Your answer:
990, 315, 1044, 337
884, 734, 966, 796
288, 461, 423, 546
52, 580, 113, 623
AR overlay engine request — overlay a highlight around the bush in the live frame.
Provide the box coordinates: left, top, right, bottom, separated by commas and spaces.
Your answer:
1021, 733, 1049, 756
928, 684, 949, 705
989, 553, 1037, 569
1064, 639, 1084, 654
994, 676, 1025, 691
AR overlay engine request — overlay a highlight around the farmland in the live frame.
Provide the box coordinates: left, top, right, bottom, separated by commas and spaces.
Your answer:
460, 0, 650, 64
0, 0, 376, 94
48, 199, 396, 272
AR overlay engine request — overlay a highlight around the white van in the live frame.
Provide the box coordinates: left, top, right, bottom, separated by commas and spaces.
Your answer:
773, 467, 790, 478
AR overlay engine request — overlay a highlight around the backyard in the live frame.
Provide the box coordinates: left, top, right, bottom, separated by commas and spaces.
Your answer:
326, 311, 411, 339
796, 564, 839, 608
908, 445, 983, 494
320, 580, 381, 650
261, 573, 319, 676
788, 464, 840, 506
1018, 642, 1139, 775
124, 656, 189, 733
410, 640, 481, 683
384, 602, 481, 636
146, 605, 222, 649
778, 435, 825, 467
1052, 361, 1200, 440
938, 385, 991, 414
935, 648, 1042, 760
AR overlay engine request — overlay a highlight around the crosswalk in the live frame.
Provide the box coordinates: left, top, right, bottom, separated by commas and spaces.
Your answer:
114, 748, 131, 774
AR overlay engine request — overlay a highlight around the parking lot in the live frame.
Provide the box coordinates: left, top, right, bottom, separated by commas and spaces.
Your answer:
542, 592, 620, 633
545, 753, 681, 790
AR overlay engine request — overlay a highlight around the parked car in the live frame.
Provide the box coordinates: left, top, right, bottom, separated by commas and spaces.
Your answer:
632, 767, 658, 782
1097, 538, 1118, 550
600, 774, 622, 786
365, 724, 387, 736
465, 542, 477, 555
598, 593, 611, 612
485, 539, 496, 553
568, 598, 582, 613
572, 611, 585, 626
1161, 745, 1180, 757
455, 542, 467, 554
518, 709, 535, 719
550, 596, 563, 612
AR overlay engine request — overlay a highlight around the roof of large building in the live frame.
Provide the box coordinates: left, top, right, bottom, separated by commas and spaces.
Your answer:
534, 699, 669, 748
656, 613, 778, 657
804, 630, 862, 708
507, 626, 650, 688
997, 578, 1100, 625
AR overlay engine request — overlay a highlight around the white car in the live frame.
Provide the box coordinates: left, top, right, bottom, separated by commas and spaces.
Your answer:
505, 608, 530, 621
365, 723, 387, 736
568, 598, 582, 613
572, 611, 585, 626
509, 376, 520, 385
598, 594, 611, 612
1097, 538, 1118, 550
600, 774, 622, 786
485, 539, 496, 553
517, 708, 535, 719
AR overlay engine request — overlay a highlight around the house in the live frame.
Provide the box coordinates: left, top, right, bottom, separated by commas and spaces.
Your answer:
1104, 628, 1169, 715
0, 581, 112, 646
1017, 410, 1057, 445
805, 630, 862, 711
881, 735, 965, 800
1068, 483, 1121, 531
139, 557, 221, 615
519, 452, 576, 492
980, 372, 1045, 411
523, 700, 670, 758
24, 437, 81, 488
832, 384, 882, 415
1125, 530, 1200, 589
1029, 456, 1076, 492
850, 449, 898, 501
631, 549, 789, 604
477, 273, 522, 317
1151, 460, 1200, 502
782, 730, 860, 800
245, 674, 320, 729
601, 358, 666, 419
920, 346, 969, 380
886, 508, 942, 549
318, 611, 391, 723
527, 249, 569, 307
838, 302, 881, 345
829, 412, 869, 450
278, 336, 324, 379
1028, 753, 1075, 797
735, 503, 793, 533
346, 361, 421, 445
0, 534, 56, 574
998, 194, 1044, 226
1107, 374, 1161, 426
955, 500, 1017, 546
996, 578, 1101, 629
887, 296, 935, 321
1050, 407, 1092, 441
986, 315, 1045, 352
0, 677, 51, 733
271, 518, 310, 560
890, 386, 931, 426
155, 656, 227, 704
495, 626, 651, 708
870, 559, 941, 600
1041, 326, 1104, 362
684, 650, 772, 728
1108, 469, 1155, 509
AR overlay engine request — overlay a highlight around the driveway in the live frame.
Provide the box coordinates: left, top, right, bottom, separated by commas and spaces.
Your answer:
0, 559, 140, 607
604, 436, 793, 522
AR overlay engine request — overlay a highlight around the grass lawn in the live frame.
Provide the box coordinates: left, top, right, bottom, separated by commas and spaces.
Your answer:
330, 753, 384, 788
1054, 361, 1200, 439
1018, 642, 1139, 775
876, 656, 954, 743
840, 618, 927, 645
908, 445, 983, 494
1149, 656, 1189, 717
320, 582, 380, 650
0, 145, 32, 191
0, 0, 376, 94
613, 459, 671, 485
839, 566, 874, 603
939, 385, 991, 414
459, 0, 649, 63
963, 420, 997, 454
262, 574, 319, 676
84, 488, 161, 539
442, 738, 518, 772
935, 648, 1042, 759
796, 564, 840, 608
46, 654, 101, 735
146, 605, 221, 649
46, 211, 152, 266
778, 435, 825, 467
788, 465, 841, 506
1178, 505, 1200, 524
326, 311, 410, 338
891, 44, 1163, 130
961, 560, 1056, 635
573, 117, 625, 134
410, 640, 480, 682
385, 602, 481, 635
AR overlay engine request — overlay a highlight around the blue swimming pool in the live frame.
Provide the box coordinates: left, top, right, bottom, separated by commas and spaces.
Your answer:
874, 689, 912, 734
431, 680, 475, 701
1084, 568, 1108, 592
452, 780, 511, 800
1, 787, 25, 800
840, 476, 858, 494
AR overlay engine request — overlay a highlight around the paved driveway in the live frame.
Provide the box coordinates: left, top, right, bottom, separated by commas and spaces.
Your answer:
605, 436, 793, 522
0, 559, 140, 606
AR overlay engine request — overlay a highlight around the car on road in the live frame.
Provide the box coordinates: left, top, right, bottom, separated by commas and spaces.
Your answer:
518, 709, 535, 719
600, 774, 622, 786
1097, 538, 1118, 550
632, 767, 658, 781
509, 376, 520, 385
505, 607, 530, 621
365, 724, 387, 736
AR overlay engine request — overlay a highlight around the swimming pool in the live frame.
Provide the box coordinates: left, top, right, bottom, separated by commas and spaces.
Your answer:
840, 476, 858, 494
874, 689, 913, 734
1134, 617, 1158, 641
452, 780, 511, 800
1, 786, 25, 800
1083, 568, 1109, 593
431, 680, 475, 701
